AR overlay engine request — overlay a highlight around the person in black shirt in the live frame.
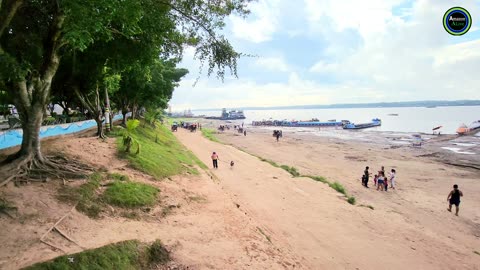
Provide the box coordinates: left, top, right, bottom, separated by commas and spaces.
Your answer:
363, 166, 371, 188
447, 184, 463, 216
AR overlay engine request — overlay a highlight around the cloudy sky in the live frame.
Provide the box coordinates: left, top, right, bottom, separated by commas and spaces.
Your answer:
169, 0, 480, 110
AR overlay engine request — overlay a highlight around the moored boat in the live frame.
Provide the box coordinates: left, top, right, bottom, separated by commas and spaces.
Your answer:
205, 108, 246, 120
457, 120, 480, 135
343, 118, 381, 129
252, 119, 348, 127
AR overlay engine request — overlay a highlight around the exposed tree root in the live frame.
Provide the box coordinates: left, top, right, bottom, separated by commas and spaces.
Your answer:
1, 154, 92, 187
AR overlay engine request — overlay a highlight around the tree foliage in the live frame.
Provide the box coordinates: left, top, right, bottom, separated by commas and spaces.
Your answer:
0, 0, 253, 185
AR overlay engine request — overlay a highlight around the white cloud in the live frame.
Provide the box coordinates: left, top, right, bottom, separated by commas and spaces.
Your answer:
309, 61, 338, 73
307, 0, 480, 100
254, 56, 290, 72
171, 0, 480, 110
229, 0, 281, 43
304, 0, 405, 39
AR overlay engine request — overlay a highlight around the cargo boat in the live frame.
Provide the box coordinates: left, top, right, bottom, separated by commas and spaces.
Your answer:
343, 118, 381, 129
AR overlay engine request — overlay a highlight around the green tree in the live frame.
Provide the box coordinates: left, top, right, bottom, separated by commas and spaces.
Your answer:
0, 0, 252, 185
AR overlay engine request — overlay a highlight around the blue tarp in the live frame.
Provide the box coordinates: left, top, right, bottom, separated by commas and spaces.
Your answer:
0, 113, 124, 150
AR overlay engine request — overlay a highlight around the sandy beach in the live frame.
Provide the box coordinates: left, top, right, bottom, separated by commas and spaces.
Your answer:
1, 122, 479, 269
175, 122, 480, 269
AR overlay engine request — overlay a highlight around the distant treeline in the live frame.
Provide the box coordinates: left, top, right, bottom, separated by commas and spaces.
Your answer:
195, 100, 480, 111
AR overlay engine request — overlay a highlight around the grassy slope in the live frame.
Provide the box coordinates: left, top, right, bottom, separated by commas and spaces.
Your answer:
116, 123, 207, 179
23, 240, 170, 270
103, 181, 159, 208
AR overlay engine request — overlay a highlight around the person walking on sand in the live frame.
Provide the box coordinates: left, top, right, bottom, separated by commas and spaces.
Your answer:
244, 130, 246, 136
389, 169, 396, 189
447, 184, 463, 216
211, 152, 219, 169
363, 166, 371, 188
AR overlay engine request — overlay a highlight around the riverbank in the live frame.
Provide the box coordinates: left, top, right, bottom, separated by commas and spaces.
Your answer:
1, 121, 479, 269
0, 124, 296, 269
183, 120, 480, 269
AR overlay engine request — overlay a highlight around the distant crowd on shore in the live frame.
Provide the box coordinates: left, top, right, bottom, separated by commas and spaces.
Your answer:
218, 123, 247, 136
362, 166, 396, 191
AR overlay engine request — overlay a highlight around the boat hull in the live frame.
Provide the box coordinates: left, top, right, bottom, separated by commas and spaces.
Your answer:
343, 119, 382, 130
251, 121, 344, 127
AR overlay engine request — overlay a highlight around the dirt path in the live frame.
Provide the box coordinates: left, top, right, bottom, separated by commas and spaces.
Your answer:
175, 128, 480, 270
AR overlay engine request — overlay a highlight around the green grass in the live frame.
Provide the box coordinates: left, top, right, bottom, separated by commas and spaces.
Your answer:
259, 157, 279, 167
304, 175, 329, 184
23, 240, 171, 270
58, 172, 159, 217
347, 196, 356, 205
0, 198, 16, 212
201, 128, 220, 142
328, 181, 347, 195
256, 156, 301, 177
58, 172, 104, 218
359, 204, 374, 210
108, 173, 130, 182
254, 154, 355, 204
103, 181, 159, 208
279, 165, 300, 177
115, 123, 207, 179
146, 240, 170, 265
166, 117, 195, 125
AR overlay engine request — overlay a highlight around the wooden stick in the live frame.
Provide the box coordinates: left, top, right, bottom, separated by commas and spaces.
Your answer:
54, 226, 83, 248
40, 204, 77, 241
40, 239, 65, 253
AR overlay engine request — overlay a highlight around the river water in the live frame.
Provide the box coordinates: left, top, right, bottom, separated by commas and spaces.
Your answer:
196, 106, 480, 135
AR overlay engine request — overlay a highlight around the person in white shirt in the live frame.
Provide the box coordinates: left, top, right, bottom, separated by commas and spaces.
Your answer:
389, 169, 396, 189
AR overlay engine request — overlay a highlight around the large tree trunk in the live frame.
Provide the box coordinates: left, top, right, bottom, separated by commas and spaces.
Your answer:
122, 108, 128, 126
17, 102, 45, 160
95, 113, 104, 139
0, 14, 89, 186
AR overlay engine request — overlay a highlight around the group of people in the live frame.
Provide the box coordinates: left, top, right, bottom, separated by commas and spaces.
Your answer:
273, 130, 282, 141
362, 166, 396, 191
361, 166, 464, 216
218, 124, 247, 136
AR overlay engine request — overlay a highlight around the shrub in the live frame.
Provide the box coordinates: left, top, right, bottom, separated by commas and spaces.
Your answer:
347, 196, 356, 205
103, 181, 158, 208
329, 181, 346, 195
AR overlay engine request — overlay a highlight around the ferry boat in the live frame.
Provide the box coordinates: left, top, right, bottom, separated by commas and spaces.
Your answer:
456, 120, 480, 135
343, 118, 382, 130
205, 108, 246, 120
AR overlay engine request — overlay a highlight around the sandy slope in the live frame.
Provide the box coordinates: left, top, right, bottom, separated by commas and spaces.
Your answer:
175, 128, 480, 270
1, 126, 479, 269
0, 135, 299, 270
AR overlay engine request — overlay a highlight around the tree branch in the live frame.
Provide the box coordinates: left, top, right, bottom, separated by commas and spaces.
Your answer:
74, 86, 95, 114
158, 0, 221, 44
0, 0, 22, 39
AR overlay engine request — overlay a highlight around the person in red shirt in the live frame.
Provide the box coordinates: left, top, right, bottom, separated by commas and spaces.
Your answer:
211, 152, 219, 169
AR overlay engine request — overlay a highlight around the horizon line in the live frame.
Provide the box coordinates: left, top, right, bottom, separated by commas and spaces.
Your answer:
171, 99, 480, 112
